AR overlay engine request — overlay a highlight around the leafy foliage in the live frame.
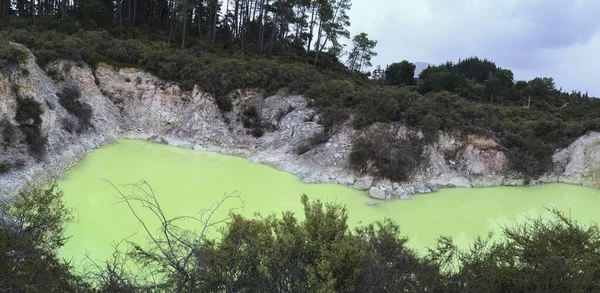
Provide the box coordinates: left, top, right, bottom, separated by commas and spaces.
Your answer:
0, 184, 81, 291
429, 208, 600, 292
57, 84, 94, 133
0, 118, 16, 148
385, 61, 416, 86
15, 95, 47, 160
3, 184, 600, 292
350, 126, 425, 182
127, 194, 443, 292
346, 32, 378, 73
0, 42, 28, 69
241, 105, 265, 137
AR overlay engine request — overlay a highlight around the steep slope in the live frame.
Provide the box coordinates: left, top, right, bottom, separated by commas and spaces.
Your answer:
1, 45, 598, 199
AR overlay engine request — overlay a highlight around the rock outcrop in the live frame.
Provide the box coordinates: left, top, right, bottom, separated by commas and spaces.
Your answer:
1, 44, 599, 199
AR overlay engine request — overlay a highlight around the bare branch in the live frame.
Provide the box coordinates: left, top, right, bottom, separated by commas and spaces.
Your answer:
102, 179, 244, 292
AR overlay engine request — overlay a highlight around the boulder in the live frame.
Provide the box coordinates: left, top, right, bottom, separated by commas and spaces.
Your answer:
368, 187, 387, 200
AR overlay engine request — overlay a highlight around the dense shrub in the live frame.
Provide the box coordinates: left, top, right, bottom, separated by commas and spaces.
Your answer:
241, 105, 265, 137
0, 42, 28, 69
0, 161, 11, 174
57, 85, 93, 132
251, 127, 264, 138
15, 97, 46, 160
27, 134, 48, 161
60, 117, 78, 134
215, 95, 233, 112
241, 105, 260, 127
0, 119, 16, 148
430, 208, 600, 292
0, 184, 81, 292
350, 126, 425, 182
15, 97, 43, 127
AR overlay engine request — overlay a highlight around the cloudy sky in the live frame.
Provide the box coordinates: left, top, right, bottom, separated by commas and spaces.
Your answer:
345, 0, 600, 96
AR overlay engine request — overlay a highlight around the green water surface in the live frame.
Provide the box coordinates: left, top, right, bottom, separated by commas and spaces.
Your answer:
58, 139, 600, 267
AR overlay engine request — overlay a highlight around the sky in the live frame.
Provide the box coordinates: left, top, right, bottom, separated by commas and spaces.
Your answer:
344, 0, 600, 96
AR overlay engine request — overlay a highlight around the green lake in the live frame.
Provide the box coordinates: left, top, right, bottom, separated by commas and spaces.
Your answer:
58, 139, 600, 267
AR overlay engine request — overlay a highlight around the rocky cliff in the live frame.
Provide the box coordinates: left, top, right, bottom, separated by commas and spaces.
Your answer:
1, 45, 599, 199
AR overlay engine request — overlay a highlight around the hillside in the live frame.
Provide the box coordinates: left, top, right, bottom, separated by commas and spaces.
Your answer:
1, 41, 600, 200
1, 2, 600, 193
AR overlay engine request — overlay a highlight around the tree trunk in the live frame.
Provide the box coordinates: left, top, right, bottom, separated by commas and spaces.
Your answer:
257, 0, 266, 54
240, 0, 245, 52
128, 0, 132, 25
181, 4, 188, 49
31, 0, 35, 24
197, 1, 202, 40
313, 19, 323, 67
212, 1, 217, 42
267, 10, 278, 58
132, 0, 137, 25
168, 0, 175, 44
234, 0, 239, 39
307, 3, 317, 52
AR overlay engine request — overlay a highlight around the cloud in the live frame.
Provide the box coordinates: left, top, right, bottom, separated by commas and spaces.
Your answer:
345, 0, 600, 96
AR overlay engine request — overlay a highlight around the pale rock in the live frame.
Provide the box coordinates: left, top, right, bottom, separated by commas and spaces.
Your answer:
399, 192, 411, 200
353, 176, 374, 190
368, 187, 387, 200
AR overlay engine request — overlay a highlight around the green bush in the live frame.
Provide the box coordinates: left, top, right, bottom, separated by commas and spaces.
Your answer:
27, 133, 48, 161
15, 97, 43, 127
0, 161, 11, 174
251, 127, 264, 138
1, 184, 80, 291
350, 127, 425, 182
215, 95, 233, 112
15, 97, 46, 160
57, 85, 93, 132
0, 119, 16, 148
0, 43, 28, 69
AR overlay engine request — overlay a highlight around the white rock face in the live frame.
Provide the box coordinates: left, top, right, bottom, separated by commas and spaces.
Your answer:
551, 132, 600, 186
1, 43, 599, 199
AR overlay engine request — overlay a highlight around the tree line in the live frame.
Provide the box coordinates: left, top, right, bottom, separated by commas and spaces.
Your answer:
0, 0, 361, 65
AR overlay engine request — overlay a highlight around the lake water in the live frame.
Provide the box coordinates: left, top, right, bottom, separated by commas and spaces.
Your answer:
58, 139, 600, 267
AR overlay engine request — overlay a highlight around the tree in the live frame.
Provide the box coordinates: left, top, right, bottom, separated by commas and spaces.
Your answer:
313, 0, 351, 67
484, 69, 513, 103
371, 65, 384, 84
346, 32, 377, 73
522, 77, 556, 108
384, 61, 416, 86
453, 56, 498, 83
429, 208, 600, 292
0, 184, 81, 291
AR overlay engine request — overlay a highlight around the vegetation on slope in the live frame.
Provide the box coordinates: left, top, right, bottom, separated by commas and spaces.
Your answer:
3, 184, 600, 292
1, 0, 600, 180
